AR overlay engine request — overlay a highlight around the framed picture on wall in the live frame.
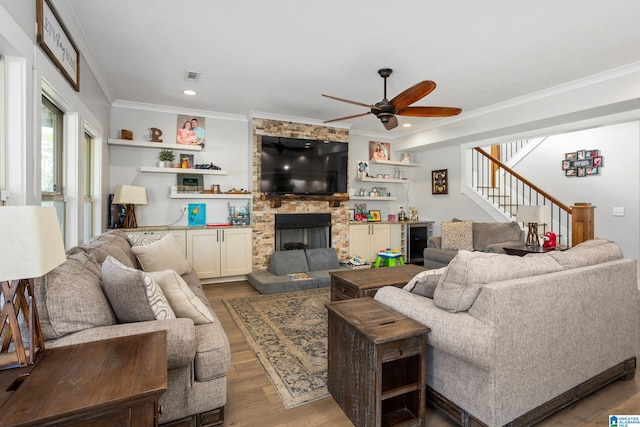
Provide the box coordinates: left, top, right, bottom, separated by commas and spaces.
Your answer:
432, 169, 448, 194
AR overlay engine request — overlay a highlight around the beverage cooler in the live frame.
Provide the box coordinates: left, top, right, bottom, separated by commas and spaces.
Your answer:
408, 223, 432, 265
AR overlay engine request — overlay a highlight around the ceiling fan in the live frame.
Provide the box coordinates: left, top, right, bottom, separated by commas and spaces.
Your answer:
322, 68, 462, 130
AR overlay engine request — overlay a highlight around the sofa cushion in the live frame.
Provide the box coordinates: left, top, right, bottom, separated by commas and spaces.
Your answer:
546, 238, 623, 269
305, 248, 340, 271
473, 221, 522, 251
92, 230, 138, 267
403, 267, 447, 298
35, 252, 117, 340
67, 239, 136, 268
102, 256, 176, 322
149, 269, 214, 325
434, 250, 563, 312
267, 249, 309, 275
441, 221, 474, 251
131, 233, 190, 275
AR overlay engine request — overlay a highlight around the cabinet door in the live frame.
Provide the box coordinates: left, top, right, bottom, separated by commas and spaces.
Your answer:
349, 224, 372, 261
220, 228, 252, 276
187, 229, 221, 279
170, 230, 187, 256
370, 223, 390, 260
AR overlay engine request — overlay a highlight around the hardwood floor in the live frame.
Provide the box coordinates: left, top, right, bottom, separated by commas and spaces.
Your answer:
204, 281, 640, 426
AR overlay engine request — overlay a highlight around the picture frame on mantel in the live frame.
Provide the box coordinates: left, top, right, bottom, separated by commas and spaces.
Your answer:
432, 169, 448, 194
36, 0, 80, 91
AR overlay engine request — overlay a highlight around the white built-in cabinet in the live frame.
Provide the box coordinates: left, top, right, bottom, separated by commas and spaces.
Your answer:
349, 223, 391, 262
127, 227, 251, 282
186, 227, 252, 281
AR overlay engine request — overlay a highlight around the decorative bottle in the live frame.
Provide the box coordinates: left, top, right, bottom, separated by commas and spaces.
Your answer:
398, 206, 406, 222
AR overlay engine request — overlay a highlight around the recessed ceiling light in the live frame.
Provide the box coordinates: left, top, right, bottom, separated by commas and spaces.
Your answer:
402, 123, 412, 128
183, 90, 196, 96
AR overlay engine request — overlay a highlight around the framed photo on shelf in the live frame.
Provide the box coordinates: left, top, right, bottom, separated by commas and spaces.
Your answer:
432, 169, 448, 194
177, 114, 206, 146
369, 141, 390, 161
357, 160, 370, 178
177, 174, 203, 193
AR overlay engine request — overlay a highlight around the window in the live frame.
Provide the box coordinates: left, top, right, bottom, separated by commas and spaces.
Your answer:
41, 95, 65, 236
83, 131, 94, 242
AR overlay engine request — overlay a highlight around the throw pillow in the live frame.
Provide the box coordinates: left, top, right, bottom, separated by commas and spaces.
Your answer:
131, 233, 190, 275
36, 252, 117, 340
101, 256, 175, 323
127, 232, 168, 247
403, 267, 447, 298
440, 221, 474, 251
149, 269, 214, 324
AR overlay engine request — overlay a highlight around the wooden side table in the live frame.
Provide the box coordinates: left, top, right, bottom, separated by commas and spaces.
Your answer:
0, 331, 167, 426
326, 297, 430, 427
330, 264, 425, 301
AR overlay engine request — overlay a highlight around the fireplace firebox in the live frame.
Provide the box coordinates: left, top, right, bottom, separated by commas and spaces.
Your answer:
275, 213, 331, 251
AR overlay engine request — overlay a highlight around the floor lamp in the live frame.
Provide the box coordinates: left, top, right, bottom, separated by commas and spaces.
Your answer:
0, 206, 66, 370
112, 185, 147, 228
516, 205, 548, 247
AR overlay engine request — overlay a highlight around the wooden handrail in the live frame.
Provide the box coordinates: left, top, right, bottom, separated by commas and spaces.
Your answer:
474, 147, 573, 213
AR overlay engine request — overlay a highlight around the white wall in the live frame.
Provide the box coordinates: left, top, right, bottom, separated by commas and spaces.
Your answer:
109, 104, 249, 226
512, 121, 640, 262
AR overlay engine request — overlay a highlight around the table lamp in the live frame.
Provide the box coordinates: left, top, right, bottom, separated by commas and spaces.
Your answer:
516, 205, 548, 247
0, 206, 66, 369
112, 185, 147, 228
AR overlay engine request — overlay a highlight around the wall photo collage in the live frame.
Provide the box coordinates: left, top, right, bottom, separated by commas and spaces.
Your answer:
561, 149, 603, 177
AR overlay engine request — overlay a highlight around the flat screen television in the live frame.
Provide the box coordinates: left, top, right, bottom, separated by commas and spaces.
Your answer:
260, 136, 348, 195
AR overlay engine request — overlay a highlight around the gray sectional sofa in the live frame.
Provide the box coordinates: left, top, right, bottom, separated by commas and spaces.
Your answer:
424, 220, 523, 268
34, 230, 230, 426
248, 248, 349, 294
375, 238, 638, 426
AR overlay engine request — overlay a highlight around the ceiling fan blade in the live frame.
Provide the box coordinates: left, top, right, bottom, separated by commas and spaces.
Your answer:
397, 106, 462, 117
323, 111, 372, 124
383, 115, 398, 130
322, 94, 381, 110
390, 80, 436, 110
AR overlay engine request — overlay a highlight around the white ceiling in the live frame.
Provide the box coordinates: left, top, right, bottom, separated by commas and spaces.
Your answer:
64, 0, 640, 137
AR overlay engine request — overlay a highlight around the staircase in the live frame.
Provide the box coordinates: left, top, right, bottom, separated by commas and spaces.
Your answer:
470, 147, 573, 246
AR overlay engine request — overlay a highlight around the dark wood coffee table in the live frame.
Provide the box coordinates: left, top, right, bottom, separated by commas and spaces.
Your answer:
330, 264, 426, 301
0, 331, 167, 426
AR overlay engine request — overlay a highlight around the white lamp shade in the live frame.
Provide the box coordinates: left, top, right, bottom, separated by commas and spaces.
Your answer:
112, 185, 147, 205
516, 205, 549, 224
0, 206, 66, 281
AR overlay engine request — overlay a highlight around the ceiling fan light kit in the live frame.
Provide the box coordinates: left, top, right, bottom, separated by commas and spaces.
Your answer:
323, 68, 461, 130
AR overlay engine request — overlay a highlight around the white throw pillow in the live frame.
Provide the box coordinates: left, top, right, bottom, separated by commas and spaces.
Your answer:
149, 269, 214, 324
440, 221, 474, 251
131, 233, 190, 274
127, 232, 168, 247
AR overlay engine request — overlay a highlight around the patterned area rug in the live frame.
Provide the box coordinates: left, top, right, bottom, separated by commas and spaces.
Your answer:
224, 288, 330, 409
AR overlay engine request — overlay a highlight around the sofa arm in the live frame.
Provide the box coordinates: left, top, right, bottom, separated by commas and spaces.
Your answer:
428, 236, 442, 249
45, 318, 197, 370
484, 240, 523, 253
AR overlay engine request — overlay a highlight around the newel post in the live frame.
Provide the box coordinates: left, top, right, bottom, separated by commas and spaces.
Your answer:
571, 202, 595, 246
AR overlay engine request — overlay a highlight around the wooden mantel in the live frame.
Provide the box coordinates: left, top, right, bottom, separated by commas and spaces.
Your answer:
260, 193, 350, 208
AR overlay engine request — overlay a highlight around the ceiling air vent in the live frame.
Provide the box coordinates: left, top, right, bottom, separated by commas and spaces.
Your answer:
184, 70, 200, 82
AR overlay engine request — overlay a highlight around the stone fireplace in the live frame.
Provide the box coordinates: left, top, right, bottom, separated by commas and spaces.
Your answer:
251, 118, 350, 270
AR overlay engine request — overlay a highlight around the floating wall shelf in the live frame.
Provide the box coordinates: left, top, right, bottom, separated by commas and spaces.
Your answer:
139, 166, 227, 175
108, 139, 202, 151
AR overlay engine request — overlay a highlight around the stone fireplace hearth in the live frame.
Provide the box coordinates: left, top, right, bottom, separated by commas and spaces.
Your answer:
251, 118, 350, 270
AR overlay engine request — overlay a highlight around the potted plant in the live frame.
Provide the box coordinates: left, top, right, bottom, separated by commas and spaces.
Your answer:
158, 149, 175, 168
